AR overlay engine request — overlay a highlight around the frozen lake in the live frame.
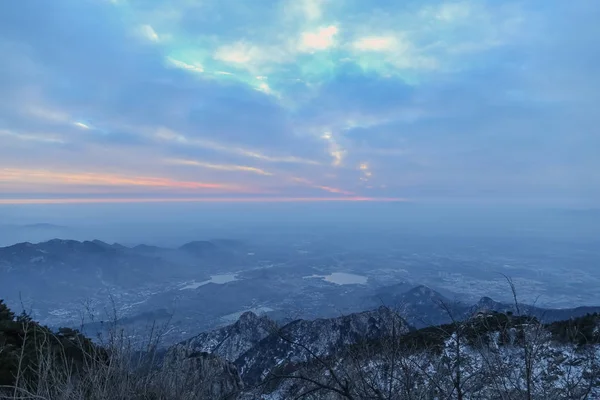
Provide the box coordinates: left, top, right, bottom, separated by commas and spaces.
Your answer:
180, 273, 238, 290
304, 272, 368, 285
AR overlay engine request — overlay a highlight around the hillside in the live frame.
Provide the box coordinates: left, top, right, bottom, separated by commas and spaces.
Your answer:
169, 307, 600, 399
376, 284, 600, 327
0, 300, 101, 389
2, 297, 600, 399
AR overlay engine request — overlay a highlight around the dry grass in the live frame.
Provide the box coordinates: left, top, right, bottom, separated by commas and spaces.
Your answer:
0, 307, 238, 400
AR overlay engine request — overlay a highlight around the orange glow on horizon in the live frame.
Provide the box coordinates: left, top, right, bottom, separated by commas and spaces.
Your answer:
0, 197, 409, 205
0, 168, 248, 192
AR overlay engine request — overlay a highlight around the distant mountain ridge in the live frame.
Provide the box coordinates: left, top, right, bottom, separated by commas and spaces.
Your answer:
0, 238, 246, 280
0, 238, 243, 254
375, 284, 600, 327
179, 239, 245, 257
0, 238, 247, 331
2, 238, 599, 354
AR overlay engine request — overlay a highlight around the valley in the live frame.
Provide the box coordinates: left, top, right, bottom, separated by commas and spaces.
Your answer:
1, 233, 599, 346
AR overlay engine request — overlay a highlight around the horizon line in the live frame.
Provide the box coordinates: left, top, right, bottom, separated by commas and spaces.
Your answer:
0, 196, 410, 205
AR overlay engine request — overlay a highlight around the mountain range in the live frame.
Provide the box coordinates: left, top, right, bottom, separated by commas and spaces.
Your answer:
2, 238, 600, 348
376, 284, 600, 327
163, 300, 600, 398
2, 237, 600, 398
0, 238, 248, 335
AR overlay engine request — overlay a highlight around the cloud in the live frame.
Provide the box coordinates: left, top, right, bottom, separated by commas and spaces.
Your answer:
0, 168, 248, 192
255, 81, 276, 96
235, 149, 320, 165
166, 57, 204, 73
300, 0, 323, 21
291, 177, 354, 195
73, 122, 91, 129
298, 25, 338, 52
349, 33, 437, 70
25, 106, 71, 123
0, 196, 406, 205
352, 36, 399, 52
154, 128, 321, 165
214, 42, 257, 64
213, 41, 288, 72
283, 0, 324, 22
357, 162, 373, 182
140, 25, 160, 42
0, 129, 66, 144
165, 158, 273, 176
432, 1, 472, 22
0, 0, 598, 205
320, 130, 345, 166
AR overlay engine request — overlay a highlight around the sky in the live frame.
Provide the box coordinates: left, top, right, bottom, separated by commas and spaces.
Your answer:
0, 0, 598, 207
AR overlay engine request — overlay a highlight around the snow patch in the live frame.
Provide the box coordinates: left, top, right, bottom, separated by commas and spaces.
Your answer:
303, 272, 368, 285
220, 307, 274, 323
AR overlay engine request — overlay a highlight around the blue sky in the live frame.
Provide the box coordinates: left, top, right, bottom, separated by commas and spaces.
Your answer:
0, 0, 598, 206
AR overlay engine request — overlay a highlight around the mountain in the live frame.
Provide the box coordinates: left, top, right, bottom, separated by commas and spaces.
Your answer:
179, 240, 219, 255
3, 293, 600, 399
166, 306, 411, 387
0, 238, 254, 340
471, 295, 600, 323
376, 284, 600, 328
0, 238, 245, 288
3, 237, 598, 359
0, 239, 197, 329
0, 239, 175, 285
166, 311, 277, 370
161, 301, 600, 399
236, 306, 410, 385
253, 310, 600, 399
0, 239, 182, 329
132, 243, 166, 254
179, 239, 245, 257
374, 284, 465, 327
